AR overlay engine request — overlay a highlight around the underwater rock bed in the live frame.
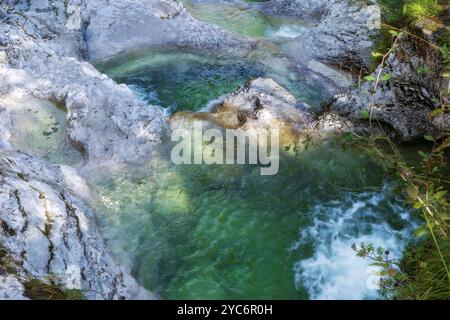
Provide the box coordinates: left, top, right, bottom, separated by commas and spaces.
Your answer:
90, 139, 417, 299
0, 0, 434, 301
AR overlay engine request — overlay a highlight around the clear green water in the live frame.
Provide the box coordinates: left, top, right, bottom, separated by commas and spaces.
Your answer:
182, 0, 312, 40
8, 96, 83, 166
99, 51, 264, 113
0, 0, 419, 301
97, 1, 324, 113
98, 49, 328, 112
90, 141, 416, 299
90, 1, 416, 300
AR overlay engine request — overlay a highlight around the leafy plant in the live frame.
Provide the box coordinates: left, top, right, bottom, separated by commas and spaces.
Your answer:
352, 243, 409, 299
350, 7, 450, 298
0, 245, 17, 275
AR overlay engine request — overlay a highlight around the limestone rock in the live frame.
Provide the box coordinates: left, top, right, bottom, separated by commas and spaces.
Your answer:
215, 77, 313, 130
327, 37, 441, 141
266, 0, 381, 70
0, 150, 155, 300
84, 0, 253, 63
303, 0, 381, 71
169, 78, 316, 146
0, 275, 27, 300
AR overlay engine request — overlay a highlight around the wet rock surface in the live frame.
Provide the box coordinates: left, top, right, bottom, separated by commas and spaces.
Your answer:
169, 77, 355, 148
170, 77, 312, 131
84, 0, 254, 63
0, 0, 228, 300
0, 0, 172, 164
265, 0, 329, 20
212, 77, 313, 130
0, 0, 258, 300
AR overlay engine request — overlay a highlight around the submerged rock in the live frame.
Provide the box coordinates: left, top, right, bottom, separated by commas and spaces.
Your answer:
0, 1, 169, 164
0, 0, 441, 300
0, 275, 26, 300
213, 77, 313, 130
0, 150, 155, 299
0, 0, 258, 300
169, 76, 395, 143
0, 61, 168, 164
170, 78, 312, 130
170, 77, 336, 146
1, 0, 251, 299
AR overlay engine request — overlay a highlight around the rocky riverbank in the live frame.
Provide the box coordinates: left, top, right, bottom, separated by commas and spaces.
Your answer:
0, 0, 446, 299
0, 150, 155, 299
265, 0, 381, 71
0, 0, 232, 300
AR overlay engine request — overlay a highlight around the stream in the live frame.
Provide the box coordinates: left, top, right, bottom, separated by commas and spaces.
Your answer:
19, 0, 419, 299
89, 142, 416, 299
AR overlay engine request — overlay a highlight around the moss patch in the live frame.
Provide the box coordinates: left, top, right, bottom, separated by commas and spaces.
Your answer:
23, 279, 85, 300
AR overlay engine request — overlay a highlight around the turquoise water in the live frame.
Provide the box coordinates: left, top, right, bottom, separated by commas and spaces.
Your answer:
98, 48, 329, 112
90, 1, 417, 300
90, 140, 416, 299
182, 0, 312, 40
98, 50, 265, 113
97, 2, 326, 113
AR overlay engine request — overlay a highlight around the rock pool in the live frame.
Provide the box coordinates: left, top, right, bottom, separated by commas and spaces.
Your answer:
90, 140, 416, 299
97, 48, 331, 113
91, 1, 415, 299
182, 0, 313, 40
97, 1, 343, 113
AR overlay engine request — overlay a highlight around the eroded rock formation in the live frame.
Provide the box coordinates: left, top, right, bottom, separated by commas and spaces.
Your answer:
0, 150, 155, 299
266, 0, 381, 70
1, 0, 249, 300
327, 33, 447, 141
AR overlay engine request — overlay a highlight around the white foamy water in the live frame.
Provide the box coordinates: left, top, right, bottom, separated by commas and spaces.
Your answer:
292, 184, 416, 300
127, 84, 174, 115
266, 25, 310, 40
128, 84, 159, 103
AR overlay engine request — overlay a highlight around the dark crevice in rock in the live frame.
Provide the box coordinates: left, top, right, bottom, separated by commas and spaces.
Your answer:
61, 192, 83, 242
0, 219, 17, 236
13, 189, 28, 233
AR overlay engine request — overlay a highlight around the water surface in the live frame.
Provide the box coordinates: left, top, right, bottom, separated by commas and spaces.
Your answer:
90, 140, 416, 299
98, 48, 330, 113
182, 0, 312, 40
8, 96, 83, 165
90, 1, 417, 300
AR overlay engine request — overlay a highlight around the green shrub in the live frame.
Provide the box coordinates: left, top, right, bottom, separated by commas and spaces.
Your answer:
399, 239, 450, 300
403, 0, 442, 22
